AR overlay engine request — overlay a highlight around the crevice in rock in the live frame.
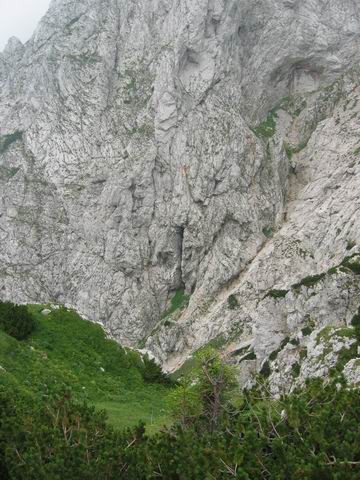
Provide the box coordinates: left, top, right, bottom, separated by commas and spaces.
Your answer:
175, 225, 185, 289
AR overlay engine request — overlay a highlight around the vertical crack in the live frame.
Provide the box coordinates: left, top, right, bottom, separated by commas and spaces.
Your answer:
175, 225, 185, 289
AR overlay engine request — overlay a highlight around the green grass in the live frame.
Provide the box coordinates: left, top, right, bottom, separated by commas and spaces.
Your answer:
162, 288, 190, 318
283, 140, 309, 160
170, 356, 197, 381
253, 111, 277, 138
0, 305, 172, 432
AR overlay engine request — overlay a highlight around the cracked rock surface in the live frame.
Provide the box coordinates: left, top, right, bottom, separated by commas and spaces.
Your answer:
1, 0, 360, 387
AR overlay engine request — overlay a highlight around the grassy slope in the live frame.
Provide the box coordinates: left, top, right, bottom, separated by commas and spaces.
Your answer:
0, 305, 171, 433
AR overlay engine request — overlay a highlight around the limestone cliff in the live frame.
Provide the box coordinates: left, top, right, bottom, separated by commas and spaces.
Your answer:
1, 0, 360, 388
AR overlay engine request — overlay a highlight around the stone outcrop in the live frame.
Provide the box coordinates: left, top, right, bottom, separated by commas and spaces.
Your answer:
1, 0, 360, 388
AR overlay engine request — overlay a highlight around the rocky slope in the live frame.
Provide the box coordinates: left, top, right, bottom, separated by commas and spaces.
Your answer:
1, 0, 360, 388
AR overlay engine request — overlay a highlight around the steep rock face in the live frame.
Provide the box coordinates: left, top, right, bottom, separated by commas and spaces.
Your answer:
0, 0, 360, 386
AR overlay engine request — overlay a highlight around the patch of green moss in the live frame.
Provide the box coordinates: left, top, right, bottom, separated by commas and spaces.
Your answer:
207, 335, 227, 350
334, 343, 359, 373
283, 140, 309, 160
301, 326, 313, 336
162, 288, 190, 318
292, 273, 326, 290
262, 226, 274, 238
316, 326, 333, 345
0, 165, 20, 179
341, 254, 360, 274
265, 289, 289, 300
0, 131, 23, 154
276, 96, 307, 117
253, 111, 277, 138
227, 294, 239, 310
316, 326, 357, 347
291, 362, 301, 378
299, 348, 308, 361
327, 267, 338, 275
269, 337, 290, 361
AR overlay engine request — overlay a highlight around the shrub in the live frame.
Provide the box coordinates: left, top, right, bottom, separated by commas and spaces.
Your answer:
227, 294, 239, 309
292, 273, 326, 289
291, 362, 301, 377
342, 255, 360, 274
2, 349, 360, 479
351, 307, 360, 327
260, 360, 271, 377
301, 325, 313, 336
0, 302, 35, 340
266, 289, 288, 299
141, 355, 173, 385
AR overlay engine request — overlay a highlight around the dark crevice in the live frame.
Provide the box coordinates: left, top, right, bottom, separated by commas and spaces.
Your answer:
175, 226, 185, 289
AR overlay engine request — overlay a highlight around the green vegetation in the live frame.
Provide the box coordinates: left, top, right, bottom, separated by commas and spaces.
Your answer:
333, 342, 359, 374
162, 288, 190, 318
341, 254, 360, 274
241, 351, 257, 361
0, 301, 35, 340
346, 240, 356, 251
0, 304, 172, 433
262, 225, 274, 238
1, 343, 360, 478
276, 96, 307, 117
283, 140, 309, 160
260, 360, 271, 377
253, 96, 307, 141
0, 131, 23, 154
291, 361, 301, 378
265, 289, 289, 299
299, 347, 308, 361
301, 325, 313, 336
253, 110, 277, 138
292, 272, 326, 289
0, 165, 20, 179
269, 336, 290, 361
227, 294, 239, 309
351, 306, 360, 328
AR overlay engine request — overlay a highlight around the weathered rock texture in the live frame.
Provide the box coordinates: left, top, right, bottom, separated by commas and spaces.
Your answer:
1, 0, 360, 387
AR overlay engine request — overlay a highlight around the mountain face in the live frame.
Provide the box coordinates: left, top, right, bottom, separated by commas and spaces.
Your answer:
1, 0, 360, 389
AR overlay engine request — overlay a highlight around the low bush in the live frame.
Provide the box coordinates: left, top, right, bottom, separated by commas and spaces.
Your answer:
0, 302, 35, 340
